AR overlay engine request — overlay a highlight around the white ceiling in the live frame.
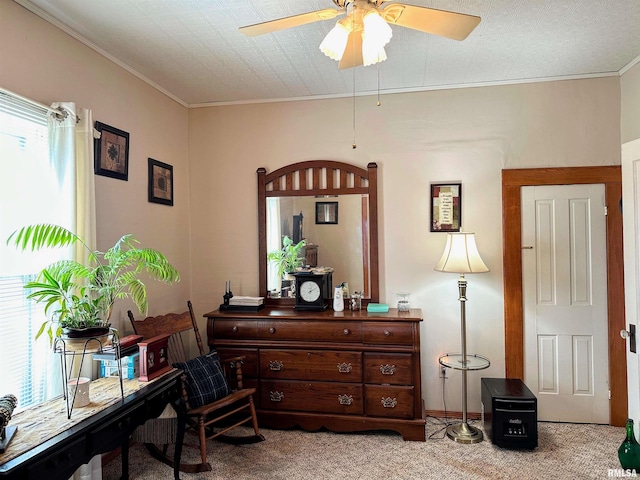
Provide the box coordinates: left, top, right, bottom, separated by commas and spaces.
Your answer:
17, 0, 640, 107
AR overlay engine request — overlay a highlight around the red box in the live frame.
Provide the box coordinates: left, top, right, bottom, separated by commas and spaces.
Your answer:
138, 334, 172, 381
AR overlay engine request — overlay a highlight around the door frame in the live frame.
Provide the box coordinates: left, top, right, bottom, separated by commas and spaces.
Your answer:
502, 166, 626, 426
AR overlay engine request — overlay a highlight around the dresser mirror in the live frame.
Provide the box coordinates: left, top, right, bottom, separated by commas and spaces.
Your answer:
258, 161, 379, 306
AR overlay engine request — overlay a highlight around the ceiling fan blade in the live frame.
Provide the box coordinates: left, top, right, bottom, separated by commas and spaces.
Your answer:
381, 3, 480, 41
338, 30, 364, 69
239, 8, 343, 37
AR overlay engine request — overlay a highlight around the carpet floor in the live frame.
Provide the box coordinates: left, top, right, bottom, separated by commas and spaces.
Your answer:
102, 417, 625, 479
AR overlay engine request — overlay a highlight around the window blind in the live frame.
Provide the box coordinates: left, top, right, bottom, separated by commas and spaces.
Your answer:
0, 92, 66, 410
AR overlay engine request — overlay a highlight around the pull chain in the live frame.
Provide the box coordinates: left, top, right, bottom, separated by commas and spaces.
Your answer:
352, 65, 357, 149
377, 63, 381, 106
352, 11, 357, 149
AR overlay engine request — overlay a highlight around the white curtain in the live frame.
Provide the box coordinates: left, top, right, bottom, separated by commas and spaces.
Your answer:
266, 197, 281, 293
38, 104, 81, 402
49, 103, 100, 480
49, 102, 96, 258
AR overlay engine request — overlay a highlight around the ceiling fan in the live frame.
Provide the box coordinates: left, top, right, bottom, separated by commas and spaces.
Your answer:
239, 0, 481, 69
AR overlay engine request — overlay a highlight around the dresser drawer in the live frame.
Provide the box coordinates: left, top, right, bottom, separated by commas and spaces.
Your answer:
259, 321, 362, 343
363, 353, 413, 385
216, 347, 259, 377
365, 385, 414, 419
363, 322, 413, 345
260, 380, 363, 414
213, 319, 259, 339
260, 349, 362, 381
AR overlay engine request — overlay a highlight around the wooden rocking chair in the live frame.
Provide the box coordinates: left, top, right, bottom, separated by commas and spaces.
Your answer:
128, 301, 264, 473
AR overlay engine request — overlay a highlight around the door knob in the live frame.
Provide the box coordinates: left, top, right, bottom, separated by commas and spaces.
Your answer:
620, 324, 637, 353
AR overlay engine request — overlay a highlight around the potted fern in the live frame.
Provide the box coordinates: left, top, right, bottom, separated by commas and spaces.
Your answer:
7, 224, 180, 344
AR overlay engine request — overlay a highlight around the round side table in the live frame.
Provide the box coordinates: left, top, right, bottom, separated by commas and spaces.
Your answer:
439, 353, 490, 443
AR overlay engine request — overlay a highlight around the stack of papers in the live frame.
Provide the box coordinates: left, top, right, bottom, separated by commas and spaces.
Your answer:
311, 266, 334, 274
229, 296, 264, 307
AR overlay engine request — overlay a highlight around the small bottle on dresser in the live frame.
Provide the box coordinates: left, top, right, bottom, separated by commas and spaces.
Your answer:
333, 285, 344, 312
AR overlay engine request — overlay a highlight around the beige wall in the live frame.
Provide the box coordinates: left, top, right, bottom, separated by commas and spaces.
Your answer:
622, 62, 640, 142
188, 79, 620, 412
2, 1, 624, 413
0, 1, 191, 334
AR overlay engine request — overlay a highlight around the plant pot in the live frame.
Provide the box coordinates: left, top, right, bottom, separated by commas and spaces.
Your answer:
60, 327, 112, 353
62, 327, 110, 338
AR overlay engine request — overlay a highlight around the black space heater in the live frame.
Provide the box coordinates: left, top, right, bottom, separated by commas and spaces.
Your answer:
481, 377, 538, 449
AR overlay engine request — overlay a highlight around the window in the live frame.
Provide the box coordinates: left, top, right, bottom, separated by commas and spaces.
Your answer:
0, 92, 72, 410
266, 197, 281, 292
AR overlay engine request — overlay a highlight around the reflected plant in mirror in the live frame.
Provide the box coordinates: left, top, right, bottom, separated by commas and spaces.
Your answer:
267, 235, 306, 280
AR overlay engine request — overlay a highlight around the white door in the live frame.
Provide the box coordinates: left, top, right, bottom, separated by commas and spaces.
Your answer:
522, 184, 609, 423
622, 139, 640, 428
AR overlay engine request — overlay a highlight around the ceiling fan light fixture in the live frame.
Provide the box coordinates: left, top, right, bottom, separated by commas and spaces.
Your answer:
362, 45, 387, 66
362, 10, 391, 66
321, 7, 393, 67
363, 10, 392, 47
320, 20, 350, 61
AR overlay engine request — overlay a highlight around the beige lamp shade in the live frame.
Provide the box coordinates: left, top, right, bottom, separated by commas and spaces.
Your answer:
434, 232, 489, 274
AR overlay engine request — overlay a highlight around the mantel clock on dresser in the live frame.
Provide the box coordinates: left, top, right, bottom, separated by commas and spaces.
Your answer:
293, 272, 330, 311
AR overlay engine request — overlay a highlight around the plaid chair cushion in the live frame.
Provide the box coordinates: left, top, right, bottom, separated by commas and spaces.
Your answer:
173, 351, 231, 408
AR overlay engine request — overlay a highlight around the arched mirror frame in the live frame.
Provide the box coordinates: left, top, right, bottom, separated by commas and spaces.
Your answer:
258, 160, 379, 307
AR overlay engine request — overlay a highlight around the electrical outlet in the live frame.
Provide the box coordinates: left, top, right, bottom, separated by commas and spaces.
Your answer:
439, 366, 448, 379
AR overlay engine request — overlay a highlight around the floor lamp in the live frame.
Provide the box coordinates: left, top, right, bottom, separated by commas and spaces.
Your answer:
434, 232, 489, 444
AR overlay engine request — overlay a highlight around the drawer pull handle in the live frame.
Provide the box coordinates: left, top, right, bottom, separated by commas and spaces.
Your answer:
337, 362, 352, 374
380, 364, 396, 375
338, 394, 353, 406
232, 326, 238, 333
269, 327, 276, 334
270, 391, 285, 402
269, 360, 284, 371
384, 330, 391, 337
381, 396, 398, 409
343, 329, 351, 335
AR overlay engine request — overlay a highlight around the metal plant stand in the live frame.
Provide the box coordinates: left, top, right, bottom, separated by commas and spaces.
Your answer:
54, 329, 123, 419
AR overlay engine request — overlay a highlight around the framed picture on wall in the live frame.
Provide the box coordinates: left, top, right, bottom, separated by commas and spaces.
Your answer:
148, 158, 173, 206
430, 183, 461, 232
94, 121, 129, 181
316, 202, 338, 225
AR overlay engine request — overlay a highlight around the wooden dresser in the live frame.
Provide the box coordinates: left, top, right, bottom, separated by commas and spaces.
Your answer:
205, 307, 425, 441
